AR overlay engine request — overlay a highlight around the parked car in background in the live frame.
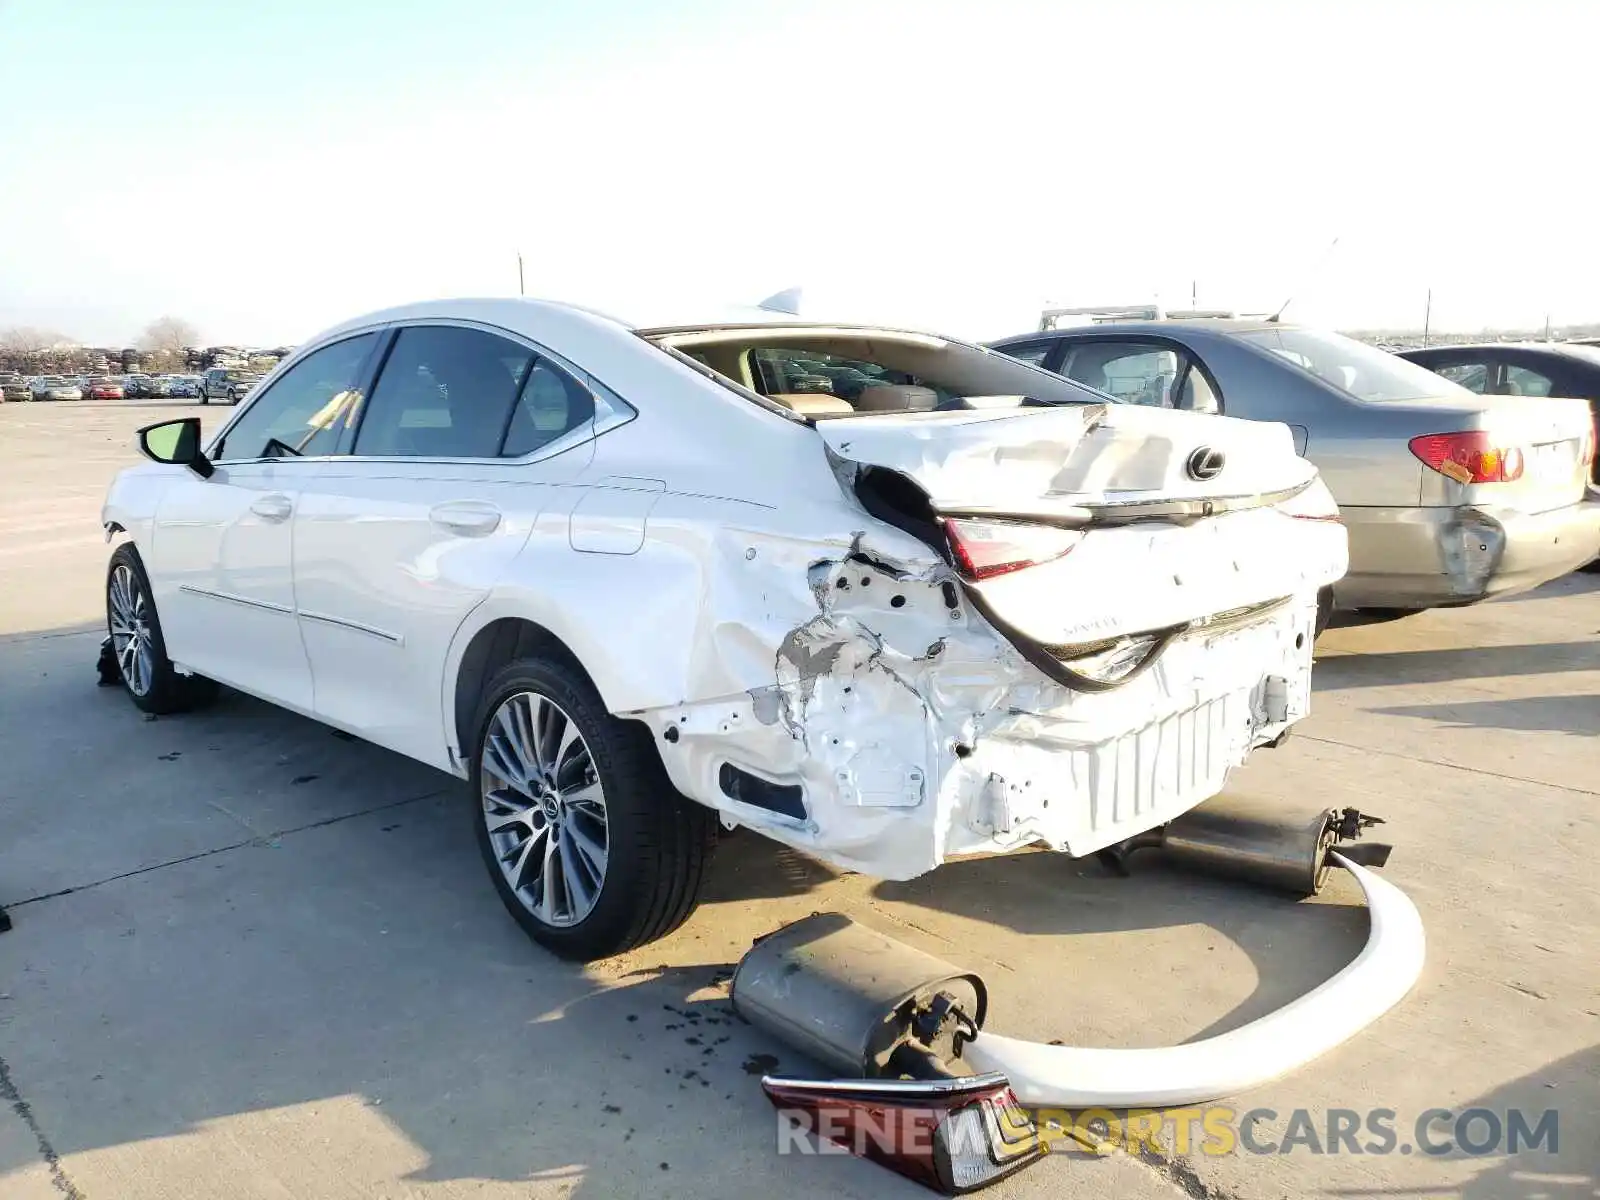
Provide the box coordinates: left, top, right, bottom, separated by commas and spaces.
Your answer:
99, 297, 1347, 960
990, 316, 1600, 623
168, 375, 201, 399
32, 376, 84, 401
144, 375, 174, 399
199, 367, 259, 404
84, 377, 126, 400
1397, 343, 1600, 485
0, 374, 31, 402
1400, 341, 1600, 571
121, 374, 151, 399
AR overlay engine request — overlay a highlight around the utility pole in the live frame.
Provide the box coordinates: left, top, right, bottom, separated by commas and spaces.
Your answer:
517, 252, 525, 297
1422, 288, 1432, 348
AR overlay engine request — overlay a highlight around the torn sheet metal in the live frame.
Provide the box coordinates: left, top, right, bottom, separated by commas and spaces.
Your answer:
638, 500, 1344, 882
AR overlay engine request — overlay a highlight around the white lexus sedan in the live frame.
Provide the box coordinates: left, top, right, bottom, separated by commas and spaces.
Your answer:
101, 298, 1348, 960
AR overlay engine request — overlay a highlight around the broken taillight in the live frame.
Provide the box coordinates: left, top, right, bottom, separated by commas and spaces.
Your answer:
762, 1072, 1046, 1194
1409, 431, 1526, 484
942, 518, 1082, 581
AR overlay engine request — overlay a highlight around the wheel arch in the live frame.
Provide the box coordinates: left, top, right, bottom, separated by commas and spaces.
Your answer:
447, 614, 606, 770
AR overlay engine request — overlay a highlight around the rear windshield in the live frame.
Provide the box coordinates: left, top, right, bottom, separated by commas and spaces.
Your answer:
652, 329, 1104, 419
1238, 327, 1467, 403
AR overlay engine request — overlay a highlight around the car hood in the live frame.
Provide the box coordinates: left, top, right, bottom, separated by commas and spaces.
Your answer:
814, 403, 1313, 516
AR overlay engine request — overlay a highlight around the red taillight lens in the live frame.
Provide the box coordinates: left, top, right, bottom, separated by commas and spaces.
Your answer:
943, 518, 1082, 581
1408, 431, 1525, 484
763, 1072, 1045, 1194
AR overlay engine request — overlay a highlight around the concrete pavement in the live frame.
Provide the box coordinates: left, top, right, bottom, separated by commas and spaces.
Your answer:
1, 400, 1595, 1198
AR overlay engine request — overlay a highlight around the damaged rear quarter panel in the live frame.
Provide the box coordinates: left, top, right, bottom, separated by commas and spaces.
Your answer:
449, 408, 1341, 885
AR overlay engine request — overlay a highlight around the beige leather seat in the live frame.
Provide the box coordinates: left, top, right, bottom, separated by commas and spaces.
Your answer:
855, 384, 938, 412
768, 392, 856, 416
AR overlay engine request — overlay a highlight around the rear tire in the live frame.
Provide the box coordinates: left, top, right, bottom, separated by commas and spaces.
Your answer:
469, 656, 714, 961
1313, 587, 1334, 639
105, 543, 220, 715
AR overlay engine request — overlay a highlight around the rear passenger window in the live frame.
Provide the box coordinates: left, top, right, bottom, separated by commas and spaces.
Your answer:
1502, 365, 1554, 397
995, 342, 1054, 367
1436, 362, 1488, 392
501, 360, 595, 457
1062, 342, 1181, 407
1178, 365, 1221, 414
354, 326, 533, 458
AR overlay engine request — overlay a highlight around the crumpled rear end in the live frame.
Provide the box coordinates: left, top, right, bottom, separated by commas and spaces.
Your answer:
640, 493, 1346, 881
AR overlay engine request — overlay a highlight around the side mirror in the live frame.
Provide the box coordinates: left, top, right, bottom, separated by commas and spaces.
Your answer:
138, 417, 214, 479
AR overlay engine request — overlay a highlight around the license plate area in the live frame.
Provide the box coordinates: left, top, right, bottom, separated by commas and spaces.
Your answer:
1528, 439, 1578, 485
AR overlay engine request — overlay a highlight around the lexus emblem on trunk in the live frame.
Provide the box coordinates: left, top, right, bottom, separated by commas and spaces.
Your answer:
1186, 446, 1225, 481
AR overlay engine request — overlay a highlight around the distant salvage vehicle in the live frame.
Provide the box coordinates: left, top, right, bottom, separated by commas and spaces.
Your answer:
84, 377, 125, 400
198, 367, 258, 405
34, 376, 83, 401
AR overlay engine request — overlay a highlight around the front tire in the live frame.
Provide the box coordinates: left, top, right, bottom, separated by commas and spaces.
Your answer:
106, 544, 220, 715
469, 656, 714, 961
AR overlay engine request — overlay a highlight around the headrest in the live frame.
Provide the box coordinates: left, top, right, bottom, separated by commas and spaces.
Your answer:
768, 392, 856, 415
855, 384, 938, 412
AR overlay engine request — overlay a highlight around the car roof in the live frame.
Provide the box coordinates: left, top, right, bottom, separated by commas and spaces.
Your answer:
993, 318, 1292, 344
301, 296, 970, 354
1401, 341, 1600, 362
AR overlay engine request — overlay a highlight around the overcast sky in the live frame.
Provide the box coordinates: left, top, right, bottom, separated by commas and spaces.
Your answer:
2, 0, 1594, 346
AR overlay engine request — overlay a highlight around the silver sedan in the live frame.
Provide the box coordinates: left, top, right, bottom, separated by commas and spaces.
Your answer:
989, 319, 1600, 618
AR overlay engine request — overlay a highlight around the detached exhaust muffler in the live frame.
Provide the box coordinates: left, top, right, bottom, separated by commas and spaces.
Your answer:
733, 913, 1047, 1192
737, 803, 1424, 1194
731, 912, 987, 1080
1097, 793, 1392, 896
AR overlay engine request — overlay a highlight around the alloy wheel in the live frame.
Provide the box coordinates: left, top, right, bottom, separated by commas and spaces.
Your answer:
108, 563, 155, 697
479, 690, 609, 927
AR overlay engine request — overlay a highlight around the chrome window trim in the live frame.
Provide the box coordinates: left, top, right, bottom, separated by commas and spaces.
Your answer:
209, 317, 637, 469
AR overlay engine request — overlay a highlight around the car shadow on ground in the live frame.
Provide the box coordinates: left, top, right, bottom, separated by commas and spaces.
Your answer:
0, 629, 1427, 1197
872, 837, 1370, 1043
1311, 639, 1600, 692
1354, 1043, 1598, 1200
1370, 693, 1600, 737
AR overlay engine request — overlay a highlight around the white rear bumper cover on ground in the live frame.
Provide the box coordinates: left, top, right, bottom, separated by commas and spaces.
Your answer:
961, 855, 1426, 1107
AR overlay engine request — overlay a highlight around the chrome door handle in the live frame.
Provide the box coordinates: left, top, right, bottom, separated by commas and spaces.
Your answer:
429, 501, 501, 537
250, 493, 293, 522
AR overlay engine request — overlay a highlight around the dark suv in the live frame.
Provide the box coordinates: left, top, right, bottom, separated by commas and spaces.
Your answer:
199, 368, 259, 405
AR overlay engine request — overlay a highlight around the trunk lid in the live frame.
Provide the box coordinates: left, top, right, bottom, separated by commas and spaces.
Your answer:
815, 403, 1314, 514
822, 404, 1347, 651
1389, 393, 1594, 511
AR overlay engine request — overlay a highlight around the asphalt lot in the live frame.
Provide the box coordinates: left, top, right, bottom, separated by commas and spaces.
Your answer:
1, 399, 1596, 1200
